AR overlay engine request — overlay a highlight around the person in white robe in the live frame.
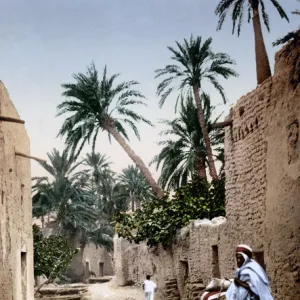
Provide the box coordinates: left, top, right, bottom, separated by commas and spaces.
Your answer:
143, 275, 157, 300
226, 244, 273, 300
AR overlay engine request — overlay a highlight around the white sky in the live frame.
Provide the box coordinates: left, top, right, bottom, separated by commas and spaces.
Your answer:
0, 0, 298, 179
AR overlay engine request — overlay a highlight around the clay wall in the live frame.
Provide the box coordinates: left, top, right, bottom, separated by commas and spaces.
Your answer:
0, 82, 34, 300
113, 236, 176, 299
113, 38, 300, 300
263, 39, 300, 299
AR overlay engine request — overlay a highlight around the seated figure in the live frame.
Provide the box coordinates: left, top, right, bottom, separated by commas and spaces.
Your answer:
226, 244, 274, 300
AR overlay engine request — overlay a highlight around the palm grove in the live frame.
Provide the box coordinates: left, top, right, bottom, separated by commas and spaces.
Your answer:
32, 0, 295, 282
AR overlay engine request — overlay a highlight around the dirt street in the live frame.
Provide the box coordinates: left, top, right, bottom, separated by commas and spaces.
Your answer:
84, 278, 144, 300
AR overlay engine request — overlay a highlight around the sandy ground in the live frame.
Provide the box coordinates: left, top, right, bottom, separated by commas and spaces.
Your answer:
85, 278, 144, 300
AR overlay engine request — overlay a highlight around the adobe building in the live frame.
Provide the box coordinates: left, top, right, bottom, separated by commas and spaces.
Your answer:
113, 36, 300, 299
83, 244, 114, 278
0, 82, 34, 300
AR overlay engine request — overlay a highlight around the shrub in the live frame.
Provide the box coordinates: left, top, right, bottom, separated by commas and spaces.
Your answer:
33, 224, 78, 279
114, 176, 225, 247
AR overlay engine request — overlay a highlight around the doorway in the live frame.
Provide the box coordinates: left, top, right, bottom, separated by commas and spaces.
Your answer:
212, 245, 221, 278
21, 251, 27, 300
99, 262, 104, 277
85, 261, 90, 277
253, 251, 266, 270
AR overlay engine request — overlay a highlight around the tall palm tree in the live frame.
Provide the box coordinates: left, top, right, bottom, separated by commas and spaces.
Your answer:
57, 64, 163, 198
155, 35, 237, 181
215, 0, 289, 85
151, 94, 224, 191
118, 165, 155, 211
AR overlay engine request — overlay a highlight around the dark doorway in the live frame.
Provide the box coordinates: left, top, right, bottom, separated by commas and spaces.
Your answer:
212, 245, 221, 278
85, 261, 90, 277
179, 260, 189, 281
99, 262, 104, 277
253, 251, 266, 270
21, 251, 27, 300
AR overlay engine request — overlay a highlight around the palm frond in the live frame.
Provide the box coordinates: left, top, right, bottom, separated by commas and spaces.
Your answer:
57, 63, 151, 158
215, 0, 289, 34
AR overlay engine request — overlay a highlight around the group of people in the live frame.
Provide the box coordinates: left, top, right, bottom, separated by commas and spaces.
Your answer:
143, 244, 274, 300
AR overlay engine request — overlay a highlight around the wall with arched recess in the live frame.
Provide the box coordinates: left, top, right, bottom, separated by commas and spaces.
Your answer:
0, 82, 34, 300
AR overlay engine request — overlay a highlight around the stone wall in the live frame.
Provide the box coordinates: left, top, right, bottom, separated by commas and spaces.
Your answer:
113, 37, 300, 300
0, 82, 34, 300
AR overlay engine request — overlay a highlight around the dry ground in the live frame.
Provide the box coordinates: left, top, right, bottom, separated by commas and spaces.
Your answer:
84, 278, 144, 300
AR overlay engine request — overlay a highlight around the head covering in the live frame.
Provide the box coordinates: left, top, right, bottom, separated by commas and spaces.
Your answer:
228, 244, 274, 300
236, 244, 253, 259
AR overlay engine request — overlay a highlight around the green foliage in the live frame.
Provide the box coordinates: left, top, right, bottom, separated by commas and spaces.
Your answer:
155, 35, 237, 107
114, 176, 225, 247
57, 63, 152, 160
33, 225, 78, 279
273, 31, 299, 46
32, 149, 114, 251
151, 94, 224, 191
117, 165, 155, 211
273, 3, 300, 47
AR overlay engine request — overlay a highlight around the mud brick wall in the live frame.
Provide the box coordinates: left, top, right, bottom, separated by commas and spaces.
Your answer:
114, 37, 300, 300
0, 82, 34, 300
225, 80, 271, 249
263, 38, 300, 299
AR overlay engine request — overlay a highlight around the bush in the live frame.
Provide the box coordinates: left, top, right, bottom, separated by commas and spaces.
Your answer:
114, 176, 225, 247
33, 224, 78, 279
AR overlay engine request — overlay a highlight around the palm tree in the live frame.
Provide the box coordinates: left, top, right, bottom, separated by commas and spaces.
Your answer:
33, 148, 114, 282
32, 192, 53, 228
118, 165, 155, 211
83, 152, 131, 221
215, 0, 289, 85
57, 64, 163, 198
151, 94, 224, 191
102, 183, 131, 222
32, 149, 98, 241
84, 152, 115, 200
155, 35, 237, 181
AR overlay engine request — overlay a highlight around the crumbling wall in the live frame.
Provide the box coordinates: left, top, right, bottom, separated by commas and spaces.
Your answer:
113, 236, 176, 299
0, 82, 34, 300
113, 38, 300, 300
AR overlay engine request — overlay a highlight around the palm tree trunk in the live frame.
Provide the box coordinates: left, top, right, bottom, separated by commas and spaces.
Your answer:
195, 150, 207, 179
106, 126, 164, 198
193, 86, 218, 181
67, 235, 85, 282
252, 4, 272, 84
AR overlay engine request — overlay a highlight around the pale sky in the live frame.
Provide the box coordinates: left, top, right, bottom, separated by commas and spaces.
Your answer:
0, 0, 298, 178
